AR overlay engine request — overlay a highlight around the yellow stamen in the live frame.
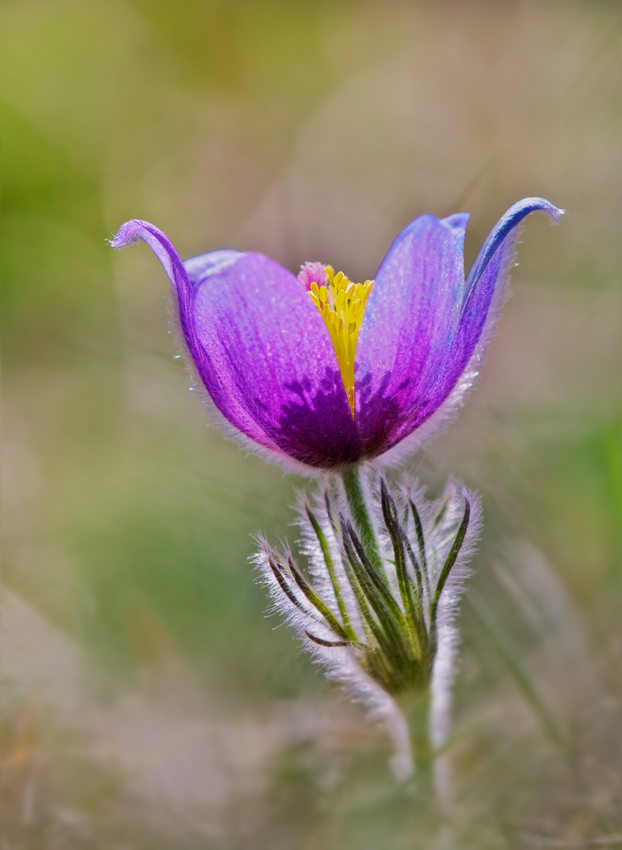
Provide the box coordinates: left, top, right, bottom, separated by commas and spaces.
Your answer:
307, 265, 374, 417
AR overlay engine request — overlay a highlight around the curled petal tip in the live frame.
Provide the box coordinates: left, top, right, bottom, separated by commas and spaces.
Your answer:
110, 220, 144, 250
465, 197, 564, 293
499, 197, 565, 228
519, 197, 565, 223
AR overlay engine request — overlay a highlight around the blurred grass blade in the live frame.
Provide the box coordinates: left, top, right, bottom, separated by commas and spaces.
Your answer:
468, 593, 568, 753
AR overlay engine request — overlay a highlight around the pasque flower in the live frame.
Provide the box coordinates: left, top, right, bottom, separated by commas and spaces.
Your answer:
111, 198, 562, 473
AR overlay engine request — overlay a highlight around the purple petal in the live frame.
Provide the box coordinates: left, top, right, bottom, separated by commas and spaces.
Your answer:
112, 220, 361, 470
191, 251, 361, 468
111, 219, 205, 380
355, 199, 563, 460
423, 198, 564, 416
464, 197, 564, 301
355, 213, 470, 457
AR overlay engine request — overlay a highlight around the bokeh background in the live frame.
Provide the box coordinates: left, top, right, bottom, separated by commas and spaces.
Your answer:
1, 1, 620, 847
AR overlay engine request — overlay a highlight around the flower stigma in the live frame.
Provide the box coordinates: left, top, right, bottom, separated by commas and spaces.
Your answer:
299, 263, 373, 416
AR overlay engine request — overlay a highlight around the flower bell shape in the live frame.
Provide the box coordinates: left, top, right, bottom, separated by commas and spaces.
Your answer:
111, 198, 562, 472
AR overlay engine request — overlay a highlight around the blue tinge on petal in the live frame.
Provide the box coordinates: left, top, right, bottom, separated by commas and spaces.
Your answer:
425, 198, 564, 417
463, 197, 564, 304
355, 213, 469, 457
184, 250, 243, 287
353, 199, 563, 460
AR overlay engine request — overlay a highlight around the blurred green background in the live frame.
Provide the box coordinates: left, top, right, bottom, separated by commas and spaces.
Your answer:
1, 1, 620, 847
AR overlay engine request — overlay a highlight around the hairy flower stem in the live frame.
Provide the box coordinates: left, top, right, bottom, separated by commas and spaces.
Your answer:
400, 688, 434, 798
341, 467, 385, 578
256, 470, 481, 795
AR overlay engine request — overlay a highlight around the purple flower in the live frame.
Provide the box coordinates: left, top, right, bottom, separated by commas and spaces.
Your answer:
111, 198, 562, 473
